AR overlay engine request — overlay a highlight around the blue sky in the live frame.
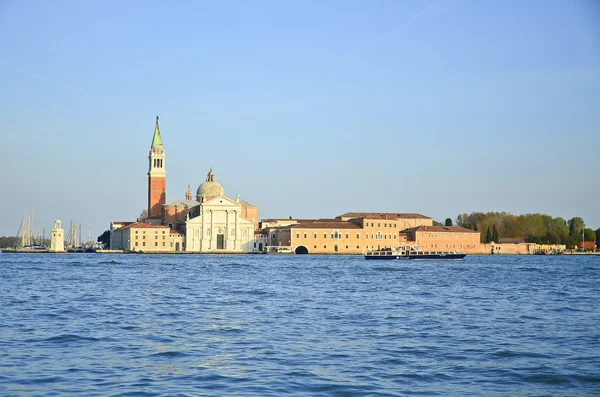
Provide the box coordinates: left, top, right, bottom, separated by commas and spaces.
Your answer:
1, 0, 599, 239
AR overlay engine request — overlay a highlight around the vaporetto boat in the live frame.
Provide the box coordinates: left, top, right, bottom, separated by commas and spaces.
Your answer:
364, 246, 466, 260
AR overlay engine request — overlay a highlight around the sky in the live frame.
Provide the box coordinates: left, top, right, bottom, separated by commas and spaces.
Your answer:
1, 0, 599, 240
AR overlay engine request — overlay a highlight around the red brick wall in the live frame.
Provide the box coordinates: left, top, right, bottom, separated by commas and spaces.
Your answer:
148, 176, 166, 218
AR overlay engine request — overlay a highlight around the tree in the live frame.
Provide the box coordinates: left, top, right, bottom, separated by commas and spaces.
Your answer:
492, 224, 499, 243
568, 217, 584, 243
433, 220, 443, 226
583, 229, 596, 245
596, 228, 600, 249
445, 218, 453, 226
138, 209, 148, 222
97, 230, 110, 248
485, 226, 492, 244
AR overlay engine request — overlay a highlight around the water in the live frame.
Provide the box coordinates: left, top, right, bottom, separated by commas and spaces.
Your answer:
1, 254, 599, 396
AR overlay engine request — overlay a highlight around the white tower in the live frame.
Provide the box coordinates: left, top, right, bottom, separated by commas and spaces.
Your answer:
50, 220, 65, 253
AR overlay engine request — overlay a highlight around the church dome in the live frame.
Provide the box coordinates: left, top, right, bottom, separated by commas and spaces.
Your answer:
196, 168, 224, 199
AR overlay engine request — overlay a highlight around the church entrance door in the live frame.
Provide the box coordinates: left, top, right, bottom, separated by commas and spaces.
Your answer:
217, 234, 225, 249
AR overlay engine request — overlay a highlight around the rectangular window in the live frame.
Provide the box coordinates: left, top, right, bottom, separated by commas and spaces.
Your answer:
135, 242, 138, 246
324, 245, 327, 249
378, 223, 380, 227
345, 245, 348, 249
357, 246, 359, 249
304, 233, 307, 238
143, 242, 146, 246
384, 223, 387, 227
345, 233, 349, 239
296, 233, 300, 238
155, 242, 158, 246
356, 233, 360, 239
162, 242, 165, 246
324, 233, 327, 238
314, 233, 317, 238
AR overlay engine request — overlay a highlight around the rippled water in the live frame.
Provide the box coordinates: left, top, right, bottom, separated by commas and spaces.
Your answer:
1, 254, 599, 396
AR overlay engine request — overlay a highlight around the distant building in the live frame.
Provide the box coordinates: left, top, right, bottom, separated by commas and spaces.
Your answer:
110, 221, 184, 252
263, 213, 476, 255
110, 117, 488, 255
578, 241, 596, 251
399, 225, 480, 253
49, 220, 65, 253
110, 117, 259, 253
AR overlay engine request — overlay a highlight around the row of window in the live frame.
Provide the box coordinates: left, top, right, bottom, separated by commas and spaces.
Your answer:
365, 222, 398, 228
427, 244, 477, 248
425, 234, 475, 238
135, 235, 167, 240
294, 232, 398, 240
153, 158, 164, 168
134, 241, 173, 247
308, 245, 399, 250
134, 230, 167, 234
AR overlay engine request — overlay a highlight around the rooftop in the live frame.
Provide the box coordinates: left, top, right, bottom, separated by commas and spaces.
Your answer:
121, 222, 170, 230
289, 220, 362, 229
402, 225, 479, 234
338, 212, 432, 220
163, 200, 200, 208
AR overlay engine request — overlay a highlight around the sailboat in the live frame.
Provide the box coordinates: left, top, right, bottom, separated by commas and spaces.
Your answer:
2, 211, 48, 253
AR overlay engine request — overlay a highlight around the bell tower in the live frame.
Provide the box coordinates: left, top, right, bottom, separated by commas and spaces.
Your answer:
148, 116, 166, 219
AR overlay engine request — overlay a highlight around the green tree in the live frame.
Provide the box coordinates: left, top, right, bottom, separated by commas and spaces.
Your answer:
568, 217, 584, 243
0, 236, 19, 248
583, 228, 596, 245
97, 230, 110, 248
456, 213, 469, 227
492, 224, 499, 243
445, 218, 453, 226
433, 220, 443, 226
485, 227, 492, 244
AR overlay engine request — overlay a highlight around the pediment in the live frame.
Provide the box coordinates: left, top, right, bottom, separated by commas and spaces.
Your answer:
202, 195, 240, 208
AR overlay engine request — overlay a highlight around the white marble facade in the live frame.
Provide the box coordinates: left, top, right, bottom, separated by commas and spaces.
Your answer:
185, 196, 254, 252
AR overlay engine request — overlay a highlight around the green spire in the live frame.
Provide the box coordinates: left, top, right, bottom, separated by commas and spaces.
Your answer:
151, 116, 163, 148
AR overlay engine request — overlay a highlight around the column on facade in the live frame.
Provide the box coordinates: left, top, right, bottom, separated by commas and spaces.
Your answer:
235, 210, 239, 250
225, 210, 230, 250
200, 210, 205, 252
209, 210, 213, 249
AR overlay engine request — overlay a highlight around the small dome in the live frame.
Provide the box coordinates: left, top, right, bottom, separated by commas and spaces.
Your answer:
196, 168, 224, 198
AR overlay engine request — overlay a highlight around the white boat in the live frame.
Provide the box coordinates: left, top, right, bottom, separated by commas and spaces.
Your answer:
365, 246, 466, 260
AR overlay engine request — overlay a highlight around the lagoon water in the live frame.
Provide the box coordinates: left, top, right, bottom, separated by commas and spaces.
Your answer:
1, 254, 599, 396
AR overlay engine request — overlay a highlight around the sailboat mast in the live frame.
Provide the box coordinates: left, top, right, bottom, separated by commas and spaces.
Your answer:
30, 209, 34, 247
